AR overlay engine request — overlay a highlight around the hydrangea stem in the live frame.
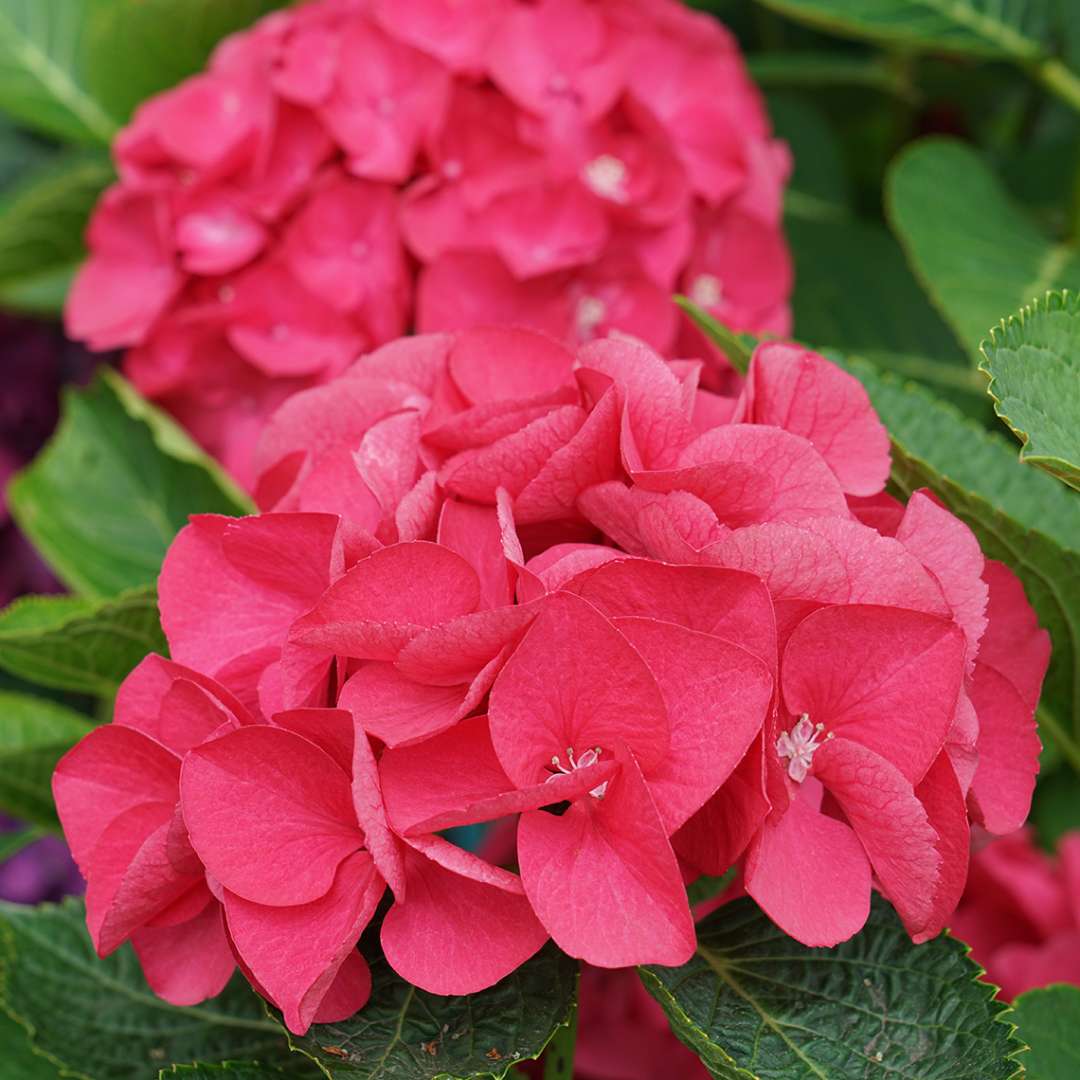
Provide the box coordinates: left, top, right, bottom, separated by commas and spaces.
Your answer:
542, 1000, 579, 1080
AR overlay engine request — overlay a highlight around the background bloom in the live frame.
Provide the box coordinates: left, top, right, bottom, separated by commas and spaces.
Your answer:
66, 0, 791, 485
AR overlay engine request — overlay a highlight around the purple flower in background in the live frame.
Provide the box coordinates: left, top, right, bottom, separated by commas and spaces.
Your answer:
0, 313, 101, 902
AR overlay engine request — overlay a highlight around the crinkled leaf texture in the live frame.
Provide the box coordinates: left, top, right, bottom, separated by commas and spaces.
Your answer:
1010, 984, 1080, 1079
0, 586, 166, 696
0, 898, 289, 1080
159, 1063, 321, 1079
980, 290, 1080, 491
273, 943, 576, 1079
8, 370, 253, 597
639, 896, 1023, 1080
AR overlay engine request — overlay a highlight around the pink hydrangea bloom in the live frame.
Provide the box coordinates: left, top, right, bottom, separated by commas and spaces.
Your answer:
65, 0, 790, 485
52, 330, 1049, 1031
952, 829, 1080, 999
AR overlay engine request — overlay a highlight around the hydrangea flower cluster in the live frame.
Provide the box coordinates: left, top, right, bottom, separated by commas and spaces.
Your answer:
64, 0, 791, 484
53, 328, 1047, 1033
953, 829, 1080, 999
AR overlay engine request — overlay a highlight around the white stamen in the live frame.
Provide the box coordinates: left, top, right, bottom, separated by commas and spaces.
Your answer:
776, 714, 832, 783
583, 154, 629, 203
548, 745, 608, 799
575, 295, 607, 341
690, 273, 723, 310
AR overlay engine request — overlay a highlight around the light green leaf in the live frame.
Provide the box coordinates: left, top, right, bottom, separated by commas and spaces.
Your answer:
0, 586, 166, 696
676, 298, 754, 373
9, 370, 254, 598
277, 944, 578, 1079
829, 351, 1080, 744
84, 0, 289, 125
1010, 985, 1080, 1078
0, 150, 112, 316
640, 896, 1023, 1080
755, 0, 1052, 60
887, 138, 1080, 358
0, 0, 119, 144
0, 898, 289, 1080
980, 290, 1080, 489
0, 691, 93, 826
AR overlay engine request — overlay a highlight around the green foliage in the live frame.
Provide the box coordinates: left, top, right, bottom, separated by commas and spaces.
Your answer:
9, 370, 253, 597
640, 896, 1023, 1080
1010, 985, 1080, 1078
980, 290, 1080, 489
0, 586, 166, 696
0, 691, 92, 826
754, 0, 1052, 60
1031, 766, 1080, 849
0, 898, 290, 1080
277, 945, 578, 1080
158, 1063, 322, 1079
0, 1010, 62, 1078
887, 139, 1080, 358
0, 149, 112, 314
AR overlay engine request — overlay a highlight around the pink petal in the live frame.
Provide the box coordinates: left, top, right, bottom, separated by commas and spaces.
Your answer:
181, 726, 361, 906
131, 900, 234, 1007
614, 617, 773, 832
569, 559, 776, 672
635, 425, 848, 527
351, 722, 407, 903
53, 725, 179, 872
781, 604, 965, 785
271, 707, 354, 774
813, 739, 941, 938
447, 326, 575, 404
381, 840, 547, 995
437, 500, 513, 609
967, 660, 1041, 835
743, 342, 890, 496
290, 541, 481, 660
673, 738, 769, 875
489, 592, 669, 787
744, 779, 871, 946
225, 851, 383, 1035
518, 744, 694, 967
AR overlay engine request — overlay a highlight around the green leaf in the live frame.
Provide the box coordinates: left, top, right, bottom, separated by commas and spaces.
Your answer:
9, 370, 255, 598
0, 898, 289, 1080
887, 138, 1080, 358
1032, 765, 1080, 849
980, 290, 1080, 490
0, 692, 92, 826
84, 0, 289, 126
754, 0, 1052, 60
639, 896, 1023, 1080
1010, 985, 1080, 1078
0, 150, 112, 316
0, 1010, 62, 1079
828, 351, 1080, 744
676, 297, 754, 373
0, 586, 166, 696
159, 1062, 322, 1079
0, 0, 120, 144
277, 944, 578, 1079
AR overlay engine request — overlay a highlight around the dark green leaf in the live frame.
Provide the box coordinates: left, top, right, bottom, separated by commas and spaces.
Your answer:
84, 0, 289, 125
1031, 765, 1080, 849
277, 944, 578, 1079
159, 1062, 322, 1079
0, 1010, 62, 1079
0, 586, 165, 696
0, 150, 112, 316
686, 869, 736, 907
887, 139, 1080, 358
0, 691, 92, 826
9, 370, 254, 597
754, 0, 1052, 60
0, 898, 289, 1080
1010, 985, 1080, 1078
980, 290, 1080, 490
0, 0, 119, 143
828, 351, 1080, 744
640, 896, 1023, 1080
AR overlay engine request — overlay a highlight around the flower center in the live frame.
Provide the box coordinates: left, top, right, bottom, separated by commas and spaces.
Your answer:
690, 273, 723, 310
776, 714, 832, 783
575, 295, 607, 341
548, 746, 608, 799
583, 154, 629, 203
